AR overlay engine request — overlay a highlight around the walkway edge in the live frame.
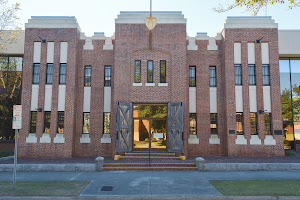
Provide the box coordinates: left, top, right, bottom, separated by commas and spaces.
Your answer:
0, 156, 14, 162
0, 164, 96, 172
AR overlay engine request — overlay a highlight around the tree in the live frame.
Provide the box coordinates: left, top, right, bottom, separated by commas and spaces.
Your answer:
214, 0, 300, 16
0, 0, 21, 53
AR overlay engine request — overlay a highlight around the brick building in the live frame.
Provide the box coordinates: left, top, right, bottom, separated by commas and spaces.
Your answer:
15, 11, 298, 158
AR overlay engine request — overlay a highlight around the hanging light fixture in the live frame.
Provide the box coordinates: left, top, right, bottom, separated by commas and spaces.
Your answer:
145, 0, 157, 31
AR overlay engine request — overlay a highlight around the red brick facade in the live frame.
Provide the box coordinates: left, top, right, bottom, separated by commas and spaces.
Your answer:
18, 14, 284, 158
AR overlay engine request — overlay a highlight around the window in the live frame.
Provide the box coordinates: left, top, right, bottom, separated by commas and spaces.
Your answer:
210, 66, 216, 87
57, 112, 64, 133
210, 113, 217, 134
134, 61, 141, 83
32, 64, 40, 84
84, 66, 91, 86
235, 64, 242, 85
189, 113, 196, 134
30, 111, 37, 133
249, 64, 256, 85
59, 64, 66, 84
250, 113, 257, 135
265, 113, 272, 135
147, 61, 153, 83
160, 60, 166, 83
189, 66, 196, 87
104, 66, 111, 86
236, 113, 244, 134
263, 64, 270, 86
44, 112, 51, 133
104, 113, 110, 134
46, 64, 53, 84
83, 113, 90, 134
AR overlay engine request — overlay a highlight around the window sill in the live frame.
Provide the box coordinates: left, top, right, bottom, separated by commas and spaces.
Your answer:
158, 83, 168, 87
132, 83, 142, 86
145, 83, 155, 86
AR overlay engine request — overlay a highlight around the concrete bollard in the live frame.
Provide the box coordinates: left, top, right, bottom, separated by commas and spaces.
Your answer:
95, 156, 104, 171
195, 157, 205, 171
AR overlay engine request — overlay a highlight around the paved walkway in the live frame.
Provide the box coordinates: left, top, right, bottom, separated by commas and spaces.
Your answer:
0, 170, 300, 199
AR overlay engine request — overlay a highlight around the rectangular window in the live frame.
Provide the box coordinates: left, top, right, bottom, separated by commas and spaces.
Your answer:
46, 64, 53, 84
59, 64, 66, 84
235, 64, 242, 85
83, 113, 90, 134
250, 113, 257, 135
30, 111, 37, 133
210, 113, 217, 134
189, 113, 196, 135
160, 60, 166, 83
236, 112, 244, 135
57, 111, 64, 133
265, 113, 272, 135
43, 112, 51, 133
134, 60, 141, 83
104, 113, 110, 134
84, 66, 91, 86
210, 66, 216, 87
263, 64, 270, 86
104, 66, 111, 87
32, 64, 40, 84
189, 66, 196, 87
147, 61, 153, 83
249, 64, 256, 85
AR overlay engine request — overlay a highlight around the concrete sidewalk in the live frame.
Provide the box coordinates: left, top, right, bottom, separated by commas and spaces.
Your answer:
0, 170, 300, 199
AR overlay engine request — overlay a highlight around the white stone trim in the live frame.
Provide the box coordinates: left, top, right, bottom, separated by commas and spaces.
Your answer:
207, 38, 218, 51
189, 87, 196, 113
132, 83, 142, 86
264, 135, 276, 145
235, 135, 247, 145
187, 37, 198, 50
263, 86, 272, 112
249, 86, 257, 112
58, 85, 66, 111
248, 43, 255, 64
209, 134, 220, 145
210, 87, 217, 113
223, 16, 278, 29
158, 83, 168, 87
103, 37, 113, 50
44, 85, 52, 111
31, 85, 39, 111
47, 42, 54, 63
250, 135, 261, 145
33, 42, 41, 63
101, 134, 112, 143
40, 133, 51, 143
104, 87, 111, 113
188, 134, 199, 144
83, 87, 91, 113
80, 134, 90, 143
83, 38, 93, 50
145, 83, 155, 86
53, 133, 65, 143
26, 133, 37, 143
234, 43, 241, 64
235, 86, 243, 112
60, 42, 68, 63
25, 16, 81, 30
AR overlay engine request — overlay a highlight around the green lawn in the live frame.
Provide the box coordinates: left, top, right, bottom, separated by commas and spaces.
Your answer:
210, 179, 300, 196
0, 181, 90, 196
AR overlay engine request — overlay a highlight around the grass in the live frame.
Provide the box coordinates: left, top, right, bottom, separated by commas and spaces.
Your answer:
0, 181, 90, 196
210, 179, 300, 196
285, 151, 296, 157
0, 150, 14, 158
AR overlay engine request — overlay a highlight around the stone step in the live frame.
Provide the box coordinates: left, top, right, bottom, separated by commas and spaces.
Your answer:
125, 152, 176, 156
104, 163, 196, 167
119, 156, 181, 159
102, 166, 197, 171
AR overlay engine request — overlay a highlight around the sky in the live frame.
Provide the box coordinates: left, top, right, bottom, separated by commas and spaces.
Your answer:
10, 0, 300, 37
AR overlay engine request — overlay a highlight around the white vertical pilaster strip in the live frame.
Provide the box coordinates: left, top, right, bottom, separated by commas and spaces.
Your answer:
44, 85, 52, 111
189, 87, 196, 113
249, 86, 257, 112
104, 87, 111, 112
58, 85, 66, 111
263, 86, 272, 112
33, 42, 41, 63
60, 42, 68, 63
31, 85, 39, 111
47, 42, 54, 63
235, 86, 243, 112
248, 43, 255, 64
83, 87, 91, 112
234, 43, 241, 64
210, 87, 217, 113
261, 43, 269, 64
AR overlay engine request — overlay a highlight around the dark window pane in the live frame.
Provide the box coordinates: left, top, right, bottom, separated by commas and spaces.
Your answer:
104, 113, 110, 134
210, 66, 216, 87
30, 111, 37, 133
263, 64, 270, 86
44, 112, 51, 133
32, 64, 40, 84
189, 113, 196, 135
57, 112, 64, 133
46, 64, 53, 84
59, 64, 66, 84
235, 64, 242, 85
189, 66, 196, 87
160, 60, 166, 83
265, 113, 272, 135
210, 113, 217, 135
236, 112, 243, 135
133, 105, 167, 118
134, 61, 141, 83
104, 66, 111, 86
249, 64, 256, 85
147, 61, 153, 83
84, 66, 91, 86
83, 113, 90, 134
250, 113, 257, 135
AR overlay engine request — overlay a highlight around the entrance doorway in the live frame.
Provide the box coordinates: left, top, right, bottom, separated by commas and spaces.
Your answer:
133, 104, 167, 151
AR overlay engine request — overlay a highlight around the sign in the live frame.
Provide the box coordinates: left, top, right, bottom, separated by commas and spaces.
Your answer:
154, 133, 164, 139
12, 105, 22, 129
